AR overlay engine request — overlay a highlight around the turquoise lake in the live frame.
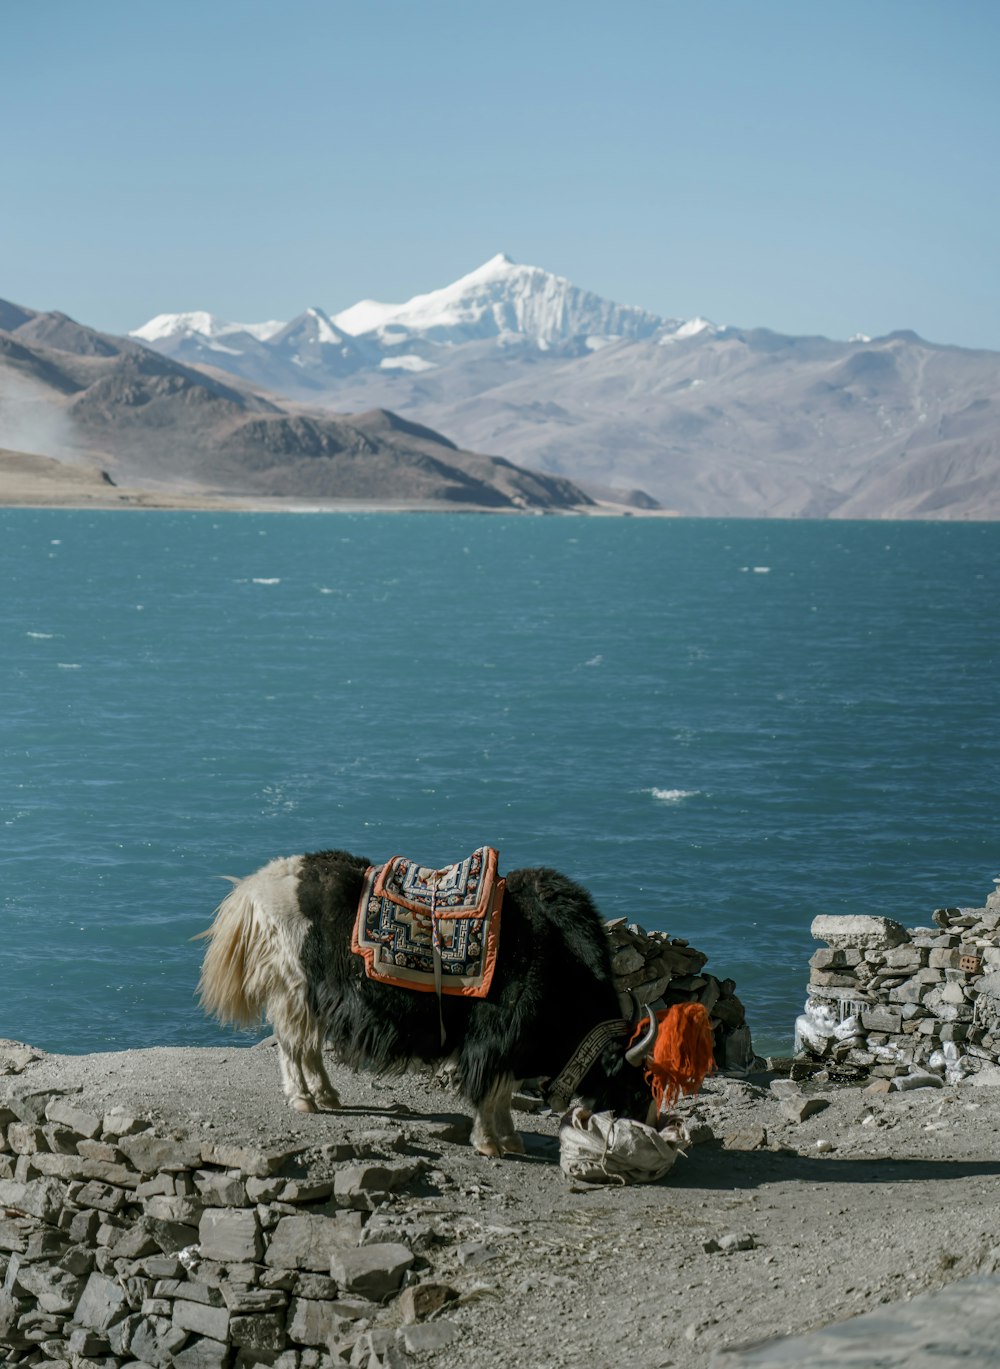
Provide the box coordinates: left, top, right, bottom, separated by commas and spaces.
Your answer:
2, 510, 997, 1058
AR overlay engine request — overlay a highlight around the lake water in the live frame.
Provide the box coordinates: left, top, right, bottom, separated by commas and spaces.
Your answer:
2, 510, 997, 1059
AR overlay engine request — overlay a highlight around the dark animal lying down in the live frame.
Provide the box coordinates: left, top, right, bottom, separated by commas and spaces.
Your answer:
198, 849, 660, 1155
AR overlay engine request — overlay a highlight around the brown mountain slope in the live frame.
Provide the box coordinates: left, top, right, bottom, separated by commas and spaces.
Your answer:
0, 446, 119, 500
286, 326, 1000, 519
0, 303, 592, 510
0, 447, 300, 510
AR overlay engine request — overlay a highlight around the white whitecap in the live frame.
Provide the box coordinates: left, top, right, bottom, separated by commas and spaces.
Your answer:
57, 663, 82, 670
252, 578, 281, 585
649, 787, 699, 802
27, 632, 53, 639
585, 654, 603, 667
753, 566, 771, 574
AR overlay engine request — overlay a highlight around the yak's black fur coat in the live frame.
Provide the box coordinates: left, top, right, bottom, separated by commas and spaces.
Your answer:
295, 850, 649, 1116
199, 848, 657, 1146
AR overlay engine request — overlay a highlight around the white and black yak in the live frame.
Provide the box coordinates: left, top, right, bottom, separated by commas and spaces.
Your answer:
198, 849, 678, 1156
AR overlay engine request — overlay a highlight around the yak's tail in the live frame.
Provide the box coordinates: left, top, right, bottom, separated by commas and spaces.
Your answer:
195, 856, 307, 1031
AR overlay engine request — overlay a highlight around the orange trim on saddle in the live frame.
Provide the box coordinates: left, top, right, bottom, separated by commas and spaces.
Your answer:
352, 847, 504, 999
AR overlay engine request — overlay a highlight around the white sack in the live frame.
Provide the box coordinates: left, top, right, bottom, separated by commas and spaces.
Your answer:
558, 1108, 688, 1185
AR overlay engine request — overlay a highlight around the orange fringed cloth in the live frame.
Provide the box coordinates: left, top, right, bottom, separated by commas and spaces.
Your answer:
632, 1002, 716, 1111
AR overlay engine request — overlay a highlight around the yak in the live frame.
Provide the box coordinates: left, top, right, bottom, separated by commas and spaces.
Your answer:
197, 848, 664, 1156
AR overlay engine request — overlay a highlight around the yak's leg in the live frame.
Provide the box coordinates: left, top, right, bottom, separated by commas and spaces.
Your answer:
470, 1095, 501, 1157
301, 1035, 340, 1111
275, 1039, 316, 1112
270, 991, 322, 1112
494, 1078, 525, 1155
471, 1075, 522, 1157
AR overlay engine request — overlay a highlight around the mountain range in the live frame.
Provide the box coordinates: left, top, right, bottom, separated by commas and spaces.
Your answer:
2, 256, 998, 516
131, 254, 1000, 519
0, 298, 591, 511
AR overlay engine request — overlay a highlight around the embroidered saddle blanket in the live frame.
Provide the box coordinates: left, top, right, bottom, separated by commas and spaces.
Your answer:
352, 846, 504, 998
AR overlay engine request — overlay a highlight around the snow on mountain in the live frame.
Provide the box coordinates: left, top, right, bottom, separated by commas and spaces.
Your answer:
331, 253, 667, 347
128, 258, 728, 390
269, 307, 355, 350
130, 312, 286, 344
130, 257, 684, 361
330, 298, 400, 339
310, 309, 343, 346
261, 307, 370, 379
658, 315, 721, 344
379, 354, 436, 372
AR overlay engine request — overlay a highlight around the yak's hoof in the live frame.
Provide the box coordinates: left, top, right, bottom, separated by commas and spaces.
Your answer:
314, 1092, 341, 1111
474, 1140, 502, 1158
290, 1095, 317, 1113
500, 1134, 525, 1155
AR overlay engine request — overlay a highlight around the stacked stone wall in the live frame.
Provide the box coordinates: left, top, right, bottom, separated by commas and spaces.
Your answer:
0, 1094, 466, 1369
798, 881, 1000, 1087
604, 918, 755, 1072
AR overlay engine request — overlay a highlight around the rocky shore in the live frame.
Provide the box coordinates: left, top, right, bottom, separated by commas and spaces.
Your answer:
5, 889, 1000, 1369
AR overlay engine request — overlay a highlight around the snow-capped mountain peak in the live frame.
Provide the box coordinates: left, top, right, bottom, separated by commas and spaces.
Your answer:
328, 297, 400, 339
130, 312, 285, 344
262, 307, 367, 378
308, 307, 350, 346
131, 310, 217, 342
332, 254, 666, 347
273, 306, 351, 347
657, 315, 721, 345
675, 315, 718, 339
131, 257, 672, 362
452, 251, 517, 284
128, 257, 682, 390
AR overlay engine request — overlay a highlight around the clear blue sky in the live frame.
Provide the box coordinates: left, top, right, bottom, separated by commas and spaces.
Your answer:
4, 0, 999, 348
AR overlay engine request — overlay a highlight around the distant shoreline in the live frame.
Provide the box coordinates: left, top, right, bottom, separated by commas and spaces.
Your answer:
5, 452, 994, 521
0, 491, 675, 516
0, 447, 674, 516
3, 492, 994, 521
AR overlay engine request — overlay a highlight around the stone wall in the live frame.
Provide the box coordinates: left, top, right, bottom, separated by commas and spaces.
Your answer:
0, 1094, 467, 1369
797, 880, 1000, 1088
604, 918, 755, 1072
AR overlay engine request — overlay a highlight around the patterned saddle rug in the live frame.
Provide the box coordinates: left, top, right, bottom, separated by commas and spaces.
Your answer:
352, 846, 504, 999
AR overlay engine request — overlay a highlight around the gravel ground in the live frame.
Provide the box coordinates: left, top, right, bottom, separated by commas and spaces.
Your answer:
8, 1040, 1000, 1369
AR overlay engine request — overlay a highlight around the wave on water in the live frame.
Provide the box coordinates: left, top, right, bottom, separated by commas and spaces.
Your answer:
27, 632, 54, 639
252, 578, 281, 585
648, 787, 700, 803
